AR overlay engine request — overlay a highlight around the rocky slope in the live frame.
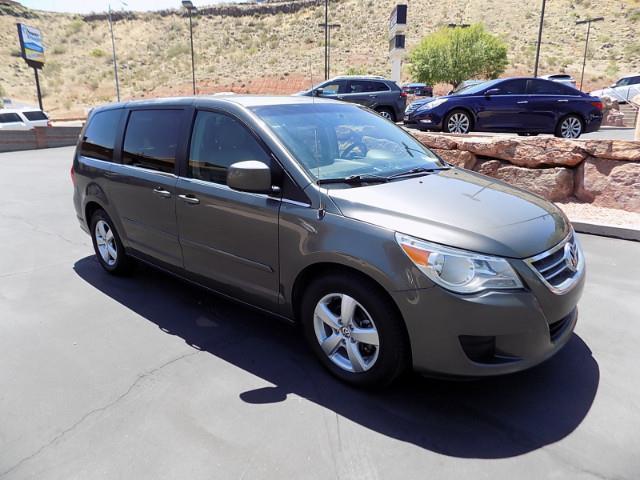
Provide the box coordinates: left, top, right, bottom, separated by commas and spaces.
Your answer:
1, 0, 639, 117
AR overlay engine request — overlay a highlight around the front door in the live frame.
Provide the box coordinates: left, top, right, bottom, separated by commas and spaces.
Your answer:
176, 110, 281, 310
475, 79, 530, 131
108, 108, 189, 267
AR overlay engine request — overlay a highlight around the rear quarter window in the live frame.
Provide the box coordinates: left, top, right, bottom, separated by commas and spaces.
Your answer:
80, 109, 123, 162
22, 111, 48, 121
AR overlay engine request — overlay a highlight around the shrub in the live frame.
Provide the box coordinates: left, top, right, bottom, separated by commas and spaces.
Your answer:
90, 48, 106, 58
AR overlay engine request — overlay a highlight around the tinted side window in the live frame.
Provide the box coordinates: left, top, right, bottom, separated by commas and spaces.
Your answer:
528, 79, 568, 95
80, 109, 123, 162
494, 79, 527, 94
631, 76, 640, 85
0, 113, 22, 123
122, 110, 181, 173
23, 111, 48, 121
188, 111, 271, 185
348, 81, 382, 93
321, 80, 346, 95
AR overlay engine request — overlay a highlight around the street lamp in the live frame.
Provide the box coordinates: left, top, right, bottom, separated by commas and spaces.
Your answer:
576, 17, 604, 91
318, 22, 340, 79
107, 5, 120, 102
182, 0, 197, 95
533, 0, 547, 77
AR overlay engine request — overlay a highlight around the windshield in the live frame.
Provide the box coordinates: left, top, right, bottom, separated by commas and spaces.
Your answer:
451, 79, 498, 96
251, 103, 444, 181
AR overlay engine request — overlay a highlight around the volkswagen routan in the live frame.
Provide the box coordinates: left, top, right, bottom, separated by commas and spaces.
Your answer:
72, 96, 585, 387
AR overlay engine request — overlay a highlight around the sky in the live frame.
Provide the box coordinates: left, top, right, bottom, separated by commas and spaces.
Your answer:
18, 0, 251, 14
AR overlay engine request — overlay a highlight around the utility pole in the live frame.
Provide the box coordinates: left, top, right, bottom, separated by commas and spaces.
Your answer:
533, 0, 546, 77
108, 5, 120, 102
576, 17, 604, 91
318, 20, 340, 80
182, 0, 197, 95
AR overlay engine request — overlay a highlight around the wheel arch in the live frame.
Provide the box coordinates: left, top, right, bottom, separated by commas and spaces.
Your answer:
444, 106, 476, 129
290, 261, 412, 362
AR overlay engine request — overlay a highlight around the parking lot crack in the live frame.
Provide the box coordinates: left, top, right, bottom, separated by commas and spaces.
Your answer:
0, 349, 199, 478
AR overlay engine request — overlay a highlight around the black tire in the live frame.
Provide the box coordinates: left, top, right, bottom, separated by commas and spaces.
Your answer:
555, 114, 584, 139
300, 272, 409, 388
376, 107, 396, 122
90, 209, 133, 275
443, 109, 473, 134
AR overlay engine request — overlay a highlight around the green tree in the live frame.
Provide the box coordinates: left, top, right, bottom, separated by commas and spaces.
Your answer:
409, 24, 508, 86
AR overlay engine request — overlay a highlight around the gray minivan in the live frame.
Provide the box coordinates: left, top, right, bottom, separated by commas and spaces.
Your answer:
72, 96, 585, 387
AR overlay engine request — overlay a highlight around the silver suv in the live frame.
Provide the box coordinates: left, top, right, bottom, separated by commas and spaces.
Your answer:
73, 96, 585, 387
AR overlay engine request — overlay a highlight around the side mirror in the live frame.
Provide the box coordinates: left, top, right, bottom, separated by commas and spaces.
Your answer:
227, 161, 274, 194
484, 88, 501, 97
313, 88, 324, 97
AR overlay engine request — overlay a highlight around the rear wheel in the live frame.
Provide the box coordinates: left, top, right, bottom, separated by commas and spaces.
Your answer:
555, 115, 583, 139
90, 209, 132, 275
443, 109, 472, 134
376, 107, 395, 122
301, 273, 409, 388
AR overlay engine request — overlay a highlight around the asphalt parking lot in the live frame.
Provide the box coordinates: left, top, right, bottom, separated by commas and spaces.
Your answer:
1, 146, 639, 479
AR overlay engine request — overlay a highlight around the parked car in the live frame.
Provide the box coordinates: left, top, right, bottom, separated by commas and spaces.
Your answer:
541, 74, 577, 89
0, 108, 50, 130
296, 75, 406, 122
404, 77, 603, 138
591, 74, 640, 103
73, 96, 584, 387
447, 79, 486, 96
402, 82, 433, 97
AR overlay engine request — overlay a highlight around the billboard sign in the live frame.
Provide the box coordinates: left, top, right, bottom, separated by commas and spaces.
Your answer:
17, 23, 45, 68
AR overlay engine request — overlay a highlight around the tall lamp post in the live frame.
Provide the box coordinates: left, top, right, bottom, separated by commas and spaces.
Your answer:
182, 0, 197, 95
108, 5, 120, 102
318, 22, 340, 79
533, 0, 547, 77
576, 17, 604, 91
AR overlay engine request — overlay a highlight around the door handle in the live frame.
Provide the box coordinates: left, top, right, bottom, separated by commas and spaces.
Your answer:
516, 100, 529, 104
152, 187, 172, 198
557, 99, 569, 102
178, 194, 200, 205
368, 94, 378, 98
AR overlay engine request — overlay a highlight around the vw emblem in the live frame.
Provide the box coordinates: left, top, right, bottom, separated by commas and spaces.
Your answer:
564, 242, 579, 272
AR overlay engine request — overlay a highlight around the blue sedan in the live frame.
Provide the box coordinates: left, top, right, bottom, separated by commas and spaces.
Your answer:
403, 77, 604, 138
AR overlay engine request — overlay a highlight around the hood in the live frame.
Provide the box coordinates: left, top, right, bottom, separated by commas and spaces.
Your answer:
328, 169, 570, 259
408, 96, 436, 107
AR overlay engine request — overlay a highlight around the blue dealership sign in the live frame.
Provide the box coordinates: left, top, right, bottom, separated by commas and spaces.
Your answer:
17, 23, 45, 68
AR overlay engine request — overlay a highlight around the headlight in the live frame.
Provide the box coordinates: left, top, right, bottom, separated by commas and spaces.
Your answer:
417, 98, 447, 111
395, 233, 523, 293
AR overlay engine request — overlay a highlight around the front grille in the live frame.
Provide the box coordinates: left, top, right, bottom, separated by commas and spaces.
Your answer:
525, 233, 583, 294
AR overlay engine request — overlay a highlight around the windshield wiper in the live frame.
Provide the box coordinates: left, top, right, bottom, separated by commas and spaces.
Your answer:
317, 174, 389, 185
386, 166, 450, 180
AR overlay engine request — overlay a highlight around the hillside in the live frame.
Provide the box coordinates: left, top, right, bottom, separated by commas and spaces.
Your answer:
1, 0, 639, 117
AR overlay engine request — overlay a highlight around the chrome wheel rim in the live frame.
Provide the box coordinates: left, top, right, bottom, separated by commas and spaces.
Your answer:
447, 112, 470, 133
379, 110, 393, 120
313, 293, 380, 373
95, 220, 117, 266
561, 117, 582, 138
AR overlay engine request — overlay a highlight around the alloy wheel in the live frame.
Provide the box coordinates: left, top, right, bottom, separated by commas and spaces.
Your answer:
379, 110, 393, 120
447, 112, 470, 133
95, 219, 117, 266
313, 293, 380, 373
560, 117, 582, 138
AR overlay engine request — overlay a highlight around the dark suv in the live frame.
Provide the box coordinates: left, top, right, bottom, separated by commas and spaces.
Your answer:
296, 76, 406, 122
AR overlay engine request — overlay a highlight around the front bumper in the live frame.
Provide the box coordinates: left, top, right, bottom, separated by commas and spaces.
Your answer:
403, 110, 444, 130
392, 257, 585, 377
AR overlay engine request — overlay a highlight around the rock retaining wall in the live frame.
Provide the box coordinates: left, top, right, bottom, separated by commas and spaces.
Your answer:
409, 131, 640, 212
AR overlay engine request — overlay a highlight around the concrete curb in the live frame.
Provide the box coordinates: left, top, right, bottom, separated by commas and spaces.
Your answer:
572, 221, 640, 242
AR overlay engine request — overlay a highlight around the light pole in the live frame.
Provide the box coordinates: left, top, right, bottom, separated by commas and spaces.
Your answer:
108, 5, 120, 102
576, 17, 604, 91
318, 22, 340, 79
447, 23, 470, 86
182, 0, 197, 95
533, 0, 547, 77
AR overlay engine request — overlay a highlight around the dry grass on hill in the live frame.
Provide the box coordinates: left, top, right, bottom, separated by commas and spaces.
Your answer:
1, 0, 639, 117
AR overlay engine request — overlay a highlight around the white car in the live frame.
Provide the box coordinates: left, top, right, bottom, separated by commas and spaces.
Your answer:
591, 74, 640, 103
0, 108, 50, 130
541, 74, 577, 89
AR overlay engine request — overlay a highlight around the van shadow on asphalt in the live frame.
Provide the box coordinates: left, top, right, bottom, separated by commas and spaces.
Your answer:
74, 255, 599, 459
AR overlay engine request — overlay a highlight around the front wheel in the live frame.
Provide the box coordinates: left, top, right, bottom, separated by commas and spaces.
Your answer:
555, 115, 583, 139
301, 273, 409, 388
443, 109, 472, 134
375, 108, 395, 122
